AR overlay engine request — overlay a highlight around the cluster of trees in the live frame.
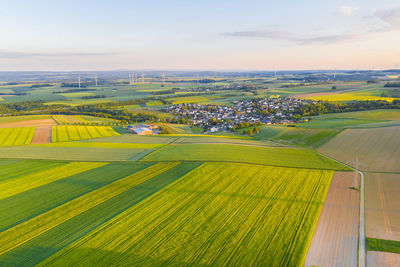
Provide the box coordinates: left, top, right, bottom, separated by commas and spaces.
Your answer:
81, 95, 106, 99
31, 84, 53, 88
384, 82, 400, 87
246, 126, 260, 136
61, 82, 87, 88
152, 89, 179, 95
53, 88, 96, 94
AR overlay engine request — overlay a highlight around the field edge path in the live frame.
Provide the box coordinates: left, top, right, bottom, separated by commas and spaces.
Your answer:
316, 151, 365, 267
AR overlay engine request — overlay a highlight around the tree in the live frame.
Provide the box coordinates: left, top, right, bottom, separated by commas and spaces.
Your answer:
331, 86, 337, 90
160, 126, 171, 134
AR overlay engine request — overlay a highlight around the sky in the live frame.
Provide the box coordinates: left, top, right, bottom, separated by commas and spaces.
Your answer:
0, 0, 399, 71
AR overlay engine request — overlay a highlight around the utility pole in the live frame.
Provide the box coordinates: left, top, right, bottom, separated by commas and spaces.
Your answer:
354, 155, 359, 188
78, 77, 81, 89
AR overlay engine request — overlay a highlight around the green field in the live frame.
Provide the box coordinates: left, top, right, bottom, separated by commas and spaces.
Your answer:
34, 162, 333, 266
0, 146, 155, 161
0, 127, 35, 146
0, 115, 52, 124
35, 142, 163, 149
142, 144, 350, 170
169, 96, 209, 104
254, 126, 341, 149
51, 125, 119, 142
0, 161, 202, 265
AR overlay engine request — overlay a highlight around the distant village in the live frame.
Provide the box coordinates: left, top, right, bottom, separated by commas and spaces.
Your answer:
165, 97, 317, 132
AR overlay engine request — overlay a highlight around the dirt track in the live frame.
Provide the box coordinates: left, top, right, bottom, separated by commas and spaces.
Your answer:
30, 126, 51, 144
367, 251, 400, 267
305, 171, 359, 267
0, 119, 56, 128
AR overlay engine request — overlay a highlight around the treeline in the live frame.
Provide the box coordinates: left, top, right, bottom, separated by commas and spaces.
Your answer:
384, 82, 400, 87
152, 88, 179, 95
299, 100, 400, 116
81, 95, 106, 99
61, 82, 87, 88
31, 84, 53, 88
0, 100, 157, 124
52, 105, 157, 124
53, 88, 97, 94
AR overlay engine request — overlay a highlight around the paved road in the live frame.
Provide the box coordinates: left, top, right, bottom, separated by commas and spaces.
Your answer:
317, 152, 365, 267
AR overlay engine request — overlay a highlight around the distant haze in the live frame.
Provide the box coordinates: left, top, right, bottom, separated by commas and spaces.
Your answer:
0, 0, 399, 71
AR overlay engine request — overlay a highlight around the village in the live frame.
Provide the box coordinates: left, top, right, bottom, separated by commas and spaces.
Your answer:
164, 97, 317, 132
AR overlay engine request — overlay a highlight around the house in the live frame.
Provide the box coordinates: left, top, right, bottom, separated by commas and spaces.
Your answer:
209, 126, 219, 133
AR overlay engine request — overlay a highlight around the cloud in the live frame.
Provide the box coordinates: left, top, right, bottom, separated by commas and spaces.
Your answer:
223, 30, 358, 45
0, 50, 117, 59
374, 7, 400, 31
339, 6, 358, 16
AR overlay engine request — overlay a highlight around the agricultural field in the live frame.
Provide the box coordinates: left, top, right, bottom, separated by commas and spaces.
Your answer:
145, 100, 164, 106
318, 123, 400, 263
0, 115, 52, 124
1, 74, 399, 266
0, 115, 56, 128
301, 92, 397, 102
0, 161, 202, 265
169, 95, 209, 104
0, 162, 334, 266
305, 172, 359, 267
51, 125, 119, 142
298, 109, 400, 129
365, 173, 400, 241
318, 126, 400, 172
0, 127, 35, 146
30, 126, 51, 144
141, 143, 350, 170
254, 126, 341, 149
367, 251, 400, 267
52, 115, 86, 124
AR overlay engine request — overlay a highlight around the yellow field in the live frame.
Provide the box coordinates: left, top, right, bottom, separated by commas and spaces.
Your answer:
38, 163, 333, 266
303, 93, 397, 102
0, 127, 35, 146
0, 162, 106, 201
51, 115, 86, 124
0, 162, 178, 255
51, 126, 119, 142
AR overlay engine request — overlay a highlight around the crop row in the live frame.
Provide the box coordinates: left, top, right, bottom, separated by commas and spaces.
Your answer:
38, 163, 333, 266
0, 161, 107, 201
0, 162, 178, 255
142, 143, 350, 171
0, 162, 151, 232
51, 125, 119, 142
0, 162, 201, 265
0, 127, 35, 146
51, 115, 85, 124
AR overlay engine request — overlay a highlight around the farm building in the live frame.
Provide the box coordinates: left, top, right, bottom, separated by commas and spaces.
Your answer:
131, 127, 153, 135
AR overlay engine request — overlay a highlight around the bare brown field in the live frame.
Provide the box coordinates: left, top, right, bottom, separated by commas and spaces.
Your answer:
367, 251, 400, 267
365, 173, 400, 241
30, 126, 51, 144
0, 119, 57, 128
305, 171, 359, 267
318, 126, 400, 172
